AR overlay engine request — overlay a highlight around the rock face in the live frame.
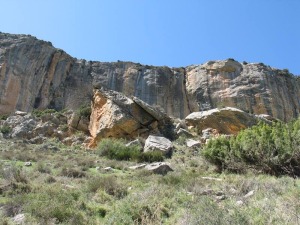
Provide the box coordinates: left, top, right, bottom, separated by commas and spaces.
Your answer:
185, 107, 258, 135
186, 60, 300, 121
1, 32, 300, 122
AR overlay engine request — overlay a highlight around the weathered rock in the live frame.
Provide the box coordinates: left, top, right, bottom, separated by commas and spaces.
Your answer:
88, 89, 155, 146
186, 139, 201, 148
145, 162, 173, 175
1, 33, 299, 122
128, 164, 147, 170
14, 111, 27, 116
244, 190, 255, 199
186, 59, 300, 121
68, 112, 89, 133
24, 162, 32, 166
177, 128, 194, 137
12, 213, 26, 224
144, 135, 173, 157
88, 89, 176, 147
126, 139, 143, 150
185, 107, 258, 135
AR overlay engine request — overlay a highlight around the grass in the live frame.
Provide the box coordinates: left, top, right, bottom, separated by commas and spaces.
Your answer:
0, 137, 299, 224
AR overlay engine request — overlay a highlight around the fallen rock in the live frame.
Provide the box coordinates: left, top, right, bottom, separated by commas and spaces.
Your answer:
12, 213, 26, 224
244, 190, 255, 198
186, 139, 201, 148
128, 164, 147, 170
104, 167, 113, 171
236, 200, 244, 206
145, 162, 173, 175
185, 107, 258, 135
88, 89, 156, 147
15, 111, 27, 116
126, 139, 143, 150
144, 135, 173, 157
177, 128, 194, 137
24, 162, 32, 166
201, 176, 222, 181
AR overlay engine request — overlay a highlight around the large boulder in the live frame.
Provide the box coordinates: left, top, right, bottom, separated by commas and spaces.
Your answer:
88, 89, 176, 147
185, 107, 258, 135
144, 135, 173, 157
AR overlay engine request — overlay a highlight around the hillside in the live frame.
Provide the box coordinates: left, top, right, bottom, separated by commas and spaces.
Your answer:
0, 33, 299, 224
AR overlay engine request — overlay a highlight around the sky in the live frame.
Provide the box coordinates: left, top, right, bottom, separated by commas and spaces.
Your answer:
0, 0, 299, 74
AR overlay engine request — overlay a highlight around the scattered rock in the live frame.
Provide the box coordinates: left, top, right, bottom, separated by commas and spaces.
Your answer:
24, 162, 32, 166
104, 167, 113, 171
144, 135, 173, 157
12, 213, 25, 224
236, 200, 244, 206
95, 167, 100, 170
244, 190, 255, 198
126, 139, 143, 150
62, 184, 75, 189
128, 164, 147, 170
15, 111, 27, 116
215, 195, 226, 201
145, 162, 173, 175
177, 128, 194, 137
201, 176, 222, 181
186, 139, 201, 148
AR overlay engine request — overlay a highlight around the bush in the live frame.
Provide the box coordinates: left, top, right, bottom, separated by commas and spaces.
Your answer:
86, 176, 127, 198
138, 151, 164, 163
77, 105, 91, 118
96, 139, 141, 161
60, 167, 86, 178
23, 185, 87, 224
96, 139, 165, 162
0, 125, 11, 135
32, 108, 57, 118
202, 120, 300, 176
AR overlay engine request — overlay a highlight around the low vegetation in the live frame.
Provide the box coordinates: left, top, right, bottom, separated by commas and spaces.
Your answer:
203, 120, 300, 177
96, 138, 164, 163
0, 120, 299, 224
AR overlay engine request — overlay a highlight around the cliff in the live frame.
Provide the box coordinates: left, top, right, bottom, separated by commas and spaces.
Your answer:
1, 32, 300, 121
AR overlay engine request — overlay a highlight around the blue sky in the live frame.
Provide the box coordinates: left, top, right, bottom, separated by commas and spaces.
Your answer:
0, 0, 299, 74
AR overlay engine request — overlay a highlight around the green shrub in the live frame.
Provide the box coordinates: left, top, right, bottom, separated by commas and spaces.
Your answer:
96, 139, 165, 162
202, 120, 300, 176
23, 185, 87, 224
0, 114, 9, 120
60, 167, 86, 178
77, 105, 91, 118
86, 176, 128, 198
32, 108, 57, 118
0, 125, 11, 134
96, 139, 141, 161
138, 151, 164, 163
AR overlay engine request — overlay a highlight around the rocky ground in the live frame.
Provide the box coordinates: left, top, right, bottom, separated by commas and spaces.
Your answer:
0, 132, 299, 224
0, 107, 299, 224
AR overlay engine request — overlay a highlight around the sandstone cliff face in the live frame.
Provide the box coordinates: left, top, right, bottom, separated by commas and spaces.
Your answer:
1, 32, 300, 122
186, 60, 300, 121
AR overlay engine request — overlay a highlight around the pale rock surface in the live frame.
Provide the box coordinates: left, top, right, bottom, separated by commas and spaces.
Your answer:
177, 128, 194, 137
144, 135, 173, 156
185, 107, 258, 135
186, 139, 201, 148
